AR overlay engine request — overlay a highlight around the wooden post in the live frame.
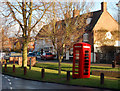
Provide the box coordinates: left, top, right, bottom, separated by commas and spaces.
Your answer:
5, 64, 7, 72
41, 68, 45, 78
100, 73, 104, 85
112, 61, 116, 68
24, 67, 27, 75
13, 65, 15, 73
29, 58, 31, 70
67, 71, 70, 81
13, 59, 15, 64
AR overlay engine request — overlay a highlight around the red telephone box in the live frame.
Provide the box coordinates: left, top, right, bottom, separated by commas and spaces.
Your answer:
72, 42, 91, 79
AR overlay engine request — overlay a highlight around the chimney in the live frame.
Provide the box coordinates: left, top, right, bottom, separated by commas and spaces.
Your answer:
101, 2, 107, 12
64, 11, 71, 18
73, 9, 80, 17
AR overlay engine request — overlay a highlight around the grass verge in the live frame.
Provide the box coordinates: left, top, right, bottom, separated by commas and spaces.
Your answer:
2, 64, 120, 90
35, 62, 119, 72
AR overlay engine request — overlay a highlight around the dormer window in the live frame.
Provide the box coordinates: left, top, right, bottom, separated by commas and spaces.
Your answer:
86, 18, 92, 25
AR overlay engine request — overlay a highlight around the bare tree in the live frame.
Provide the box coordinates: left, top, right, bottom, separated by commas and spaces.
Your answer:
37, 1, 93, 75
1, 0, 53, 67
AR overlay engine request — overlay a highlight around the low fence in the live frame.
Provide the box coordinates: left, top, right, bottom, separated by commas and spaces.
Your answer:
9, 56, 36, 66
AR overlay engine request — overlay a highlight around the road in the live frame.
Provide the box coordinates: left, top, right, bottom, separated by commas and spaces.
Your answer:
1, 74, 114, 91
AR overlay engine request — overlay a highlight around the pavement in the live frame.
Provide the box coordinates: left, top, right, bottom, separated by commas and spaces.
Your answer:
1, 75, 114, 91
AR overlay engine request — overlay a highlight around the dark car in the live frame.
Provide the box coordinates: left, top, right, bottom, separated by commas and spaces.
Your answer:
41, 52, 54, 60
28, 52, 36, 57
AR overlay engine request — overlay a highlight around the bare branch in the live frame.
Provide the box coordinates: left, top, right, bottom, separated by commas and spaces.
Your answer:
2, 12, 12, 17
30, 2, 53, 30
10, 3, 22, 14
6, 2, 24, 31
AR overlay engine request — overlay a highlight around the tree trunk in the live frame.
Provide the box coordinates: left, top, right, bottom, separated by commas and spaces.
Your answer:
58, 55, 63, 75
22, 42, 28, 67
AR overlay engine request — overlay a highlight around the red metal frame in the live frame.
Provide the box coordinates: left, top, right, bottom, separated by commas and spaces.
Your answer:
72, 42, 91, 79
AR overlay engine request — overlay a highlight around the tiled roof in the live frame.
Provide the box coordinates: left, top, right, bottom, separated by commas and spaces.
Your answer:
36, 10, 103, 38
85, 10, 102, 31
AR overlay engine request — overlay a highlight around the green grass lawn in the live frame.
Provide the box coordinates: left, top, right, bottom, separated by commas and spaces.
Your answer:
2, 64, 120, 90
35, 62, 119, 72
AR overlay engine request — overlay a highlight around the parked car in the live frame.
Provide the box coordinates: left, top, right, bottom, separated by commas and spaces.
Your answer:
41, 52, 54, 60
36, 52, 41, 59
0, 52, 6, 60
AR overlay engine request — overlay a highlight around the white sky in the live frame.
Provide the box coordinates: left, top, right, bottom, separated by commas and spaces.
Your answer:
0, 0, 119, 37
0, 0, 119, 2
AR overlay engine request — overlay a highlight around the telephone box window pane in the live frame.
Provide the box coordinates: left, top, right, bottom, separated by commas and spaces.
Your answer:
75, 50, 79, 59
75, 72, 79, 74
85, 54, 89, 56
76, 52, 79, 55
75, 60, 79, 62
84, 66, 89, 68
85, 63, 89, 65
84, 73, 88, 75
75, 66, 79, 68
75, 69, 79, 71
84, 70, 88, 72
76, 54, 79, 56
76, 57, 79, 59
85, 57, 89, 59
85, 69, 88, 71
85, 51, 89, 53
85, 60, 89, 62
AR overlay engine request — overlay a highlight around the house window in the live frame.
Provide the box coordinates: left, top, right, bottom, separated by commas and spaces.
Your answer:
83, 33, 89, 42
86, 18, 92, 25
58, 25, 60, 29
